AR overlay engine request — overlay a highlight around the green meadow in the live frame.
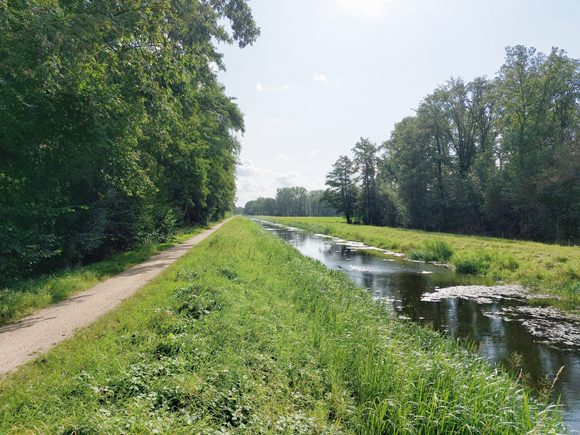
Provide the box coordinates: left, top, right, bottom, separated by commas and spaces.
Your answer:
0, 217, 564, 434
265, 217, 580, 310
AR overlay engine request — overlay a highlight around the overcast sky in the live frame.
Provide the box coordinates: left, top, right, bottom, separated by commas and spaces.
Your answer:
216, 0, 580, 207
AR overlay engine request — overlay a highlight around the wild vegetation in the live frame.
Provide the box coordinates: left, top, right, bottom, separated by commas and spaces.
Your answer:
243, 187, 336, 217
321, 46, 580, 245
0, 0, 259, 284
266, 216, 580, 309
0, 218, 565, 433
0, 224, 215, 326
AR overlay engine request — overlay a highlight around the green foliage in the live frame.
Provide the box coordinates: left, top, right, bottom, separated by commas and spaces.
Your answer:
351, 138, 379, 225
312, 46, 580, 245
244, 188, 337, 217
322, 155, 358, 223
0, 217, 565, 433
0, 0, 260, 283
408, 239, 453, 262
454, 249, 519, 277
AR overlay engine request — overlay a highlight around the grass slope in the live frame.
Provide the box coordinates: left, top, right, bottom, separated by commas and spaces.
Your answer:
265, 217, 580, 310
0, 225, 213, 326
0, 217, 564, 434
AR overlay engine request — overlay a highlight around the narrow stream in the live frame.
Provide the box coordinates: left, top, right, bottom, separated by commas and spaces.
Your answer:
257, 220, 580, 433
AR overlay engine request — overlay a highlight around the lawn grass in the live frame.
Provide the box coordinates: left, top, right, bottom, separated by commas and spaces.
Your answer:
0, 217, 565, 434
0, 224, 217, 326
264, 217, 580, 310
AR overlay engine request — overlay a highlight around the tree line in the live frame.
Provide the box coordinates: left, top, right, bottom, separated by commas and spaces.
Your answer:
324, 46, 580, 243
242, 187, 336, 217
0, 0, 259, 283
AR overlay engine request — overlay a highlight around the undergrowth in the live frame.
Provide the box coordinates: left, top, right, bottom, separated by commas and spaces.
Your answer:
408, 239, 453, 262
455, 249, 519, 278
0, 225, 210, 326
0, 217, 565, 434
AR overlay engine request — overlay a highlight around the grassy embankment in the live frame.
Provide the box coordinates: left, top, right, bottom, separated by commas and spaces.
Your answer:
0, 217, 564, 433
265, 217, 580, 310
0, 221, 224, 327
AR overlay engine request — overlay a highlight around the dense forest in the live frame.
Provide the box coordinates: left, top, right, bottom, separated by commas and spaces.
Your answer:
324, 46, 580, 243
0, 0, 259, 283
242, 187, 336, 217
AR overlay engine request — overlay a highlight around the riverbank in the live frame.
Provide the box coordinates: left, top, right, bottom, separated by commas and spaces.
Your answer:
264, 217, 580, 311
0, 217, 565, 433
0, 222, 222, 327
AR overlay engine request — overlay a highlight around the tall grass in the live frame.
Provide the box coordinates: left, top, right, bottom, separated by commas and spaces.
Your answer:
455, 248, 519, 277
408, 239, 454, 262
0, 217, 565, 433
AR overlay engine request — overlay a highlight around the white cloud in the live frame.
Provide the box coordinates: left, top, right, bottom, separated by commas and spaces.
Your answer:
274, 171, 313, 188
313, 73, 342, 86
236, 158, 276, 177
236, 177, 271, 194
314, 74, 328, 83
256, 82, 293, 92
235, 158, 325, 206
309, 150, 318, 157
336, 0, 393, 16
277, 154, 290, 161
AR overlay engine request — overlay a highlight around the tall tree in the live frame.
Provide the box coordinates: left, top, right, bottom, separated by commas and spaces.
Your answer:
0, 0, 260, 282
382, 117, 436, 229
497, 46, 580, 240
323, 156, 358, 224
352, 138, 378, 225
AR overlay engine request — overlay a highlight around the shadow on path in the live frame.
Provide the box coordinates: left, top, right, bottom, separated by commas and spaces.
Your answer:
0, 217, 234, 375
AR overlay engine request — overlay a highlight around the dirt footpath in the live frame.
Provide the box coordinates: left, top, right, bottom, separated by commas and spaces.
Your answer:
0, 218, 233, 375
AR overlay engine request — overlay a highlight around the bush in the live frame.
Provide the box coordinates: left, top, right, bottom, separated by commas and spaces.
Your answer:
454, 249, 519, 276
455, 257, 483, 274
408, 239, 453, 262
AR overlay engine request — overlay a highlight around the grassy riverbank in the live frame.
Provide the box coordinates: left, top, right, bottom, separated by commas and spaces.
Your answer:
0, 217, 565, 433
0, 224, 217, 327
264, 217, 580, 310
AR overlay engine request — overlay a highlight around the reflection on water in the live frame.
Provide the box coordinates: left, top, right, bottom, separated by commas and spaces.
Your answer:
258, 221, 580, 433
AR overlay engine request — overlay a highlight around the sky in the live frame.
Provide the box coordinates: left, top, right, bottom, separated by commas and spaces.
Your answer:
216, 0, 580, 207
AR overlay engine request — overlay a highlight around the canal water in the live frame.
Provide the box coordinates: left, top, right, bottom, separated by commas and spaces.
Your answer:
257, 220, 580, 433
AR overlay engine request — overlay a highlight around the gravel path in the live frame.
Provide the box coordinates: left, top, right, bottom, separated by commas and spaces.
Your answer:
0, 218, 233, 375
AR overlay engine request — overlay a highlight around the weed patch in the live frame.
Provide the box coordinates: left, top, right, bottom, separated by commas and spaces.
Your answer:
408, 239, 453, 262
454, 248, 519, 278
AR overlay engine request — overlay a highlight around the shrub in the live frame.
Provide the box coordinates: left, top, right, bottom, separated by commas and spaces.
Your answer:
408, 239, 453, 262
454, 249, 519, 275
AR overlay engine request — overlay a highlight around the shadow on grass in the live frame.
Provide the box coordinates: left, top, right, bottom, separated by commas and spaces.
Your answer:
0, 225, 211, 327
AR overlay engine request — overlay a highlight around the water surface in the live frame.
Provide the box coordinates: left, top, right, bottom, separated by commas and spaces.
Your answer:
258, 220, 580, 433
